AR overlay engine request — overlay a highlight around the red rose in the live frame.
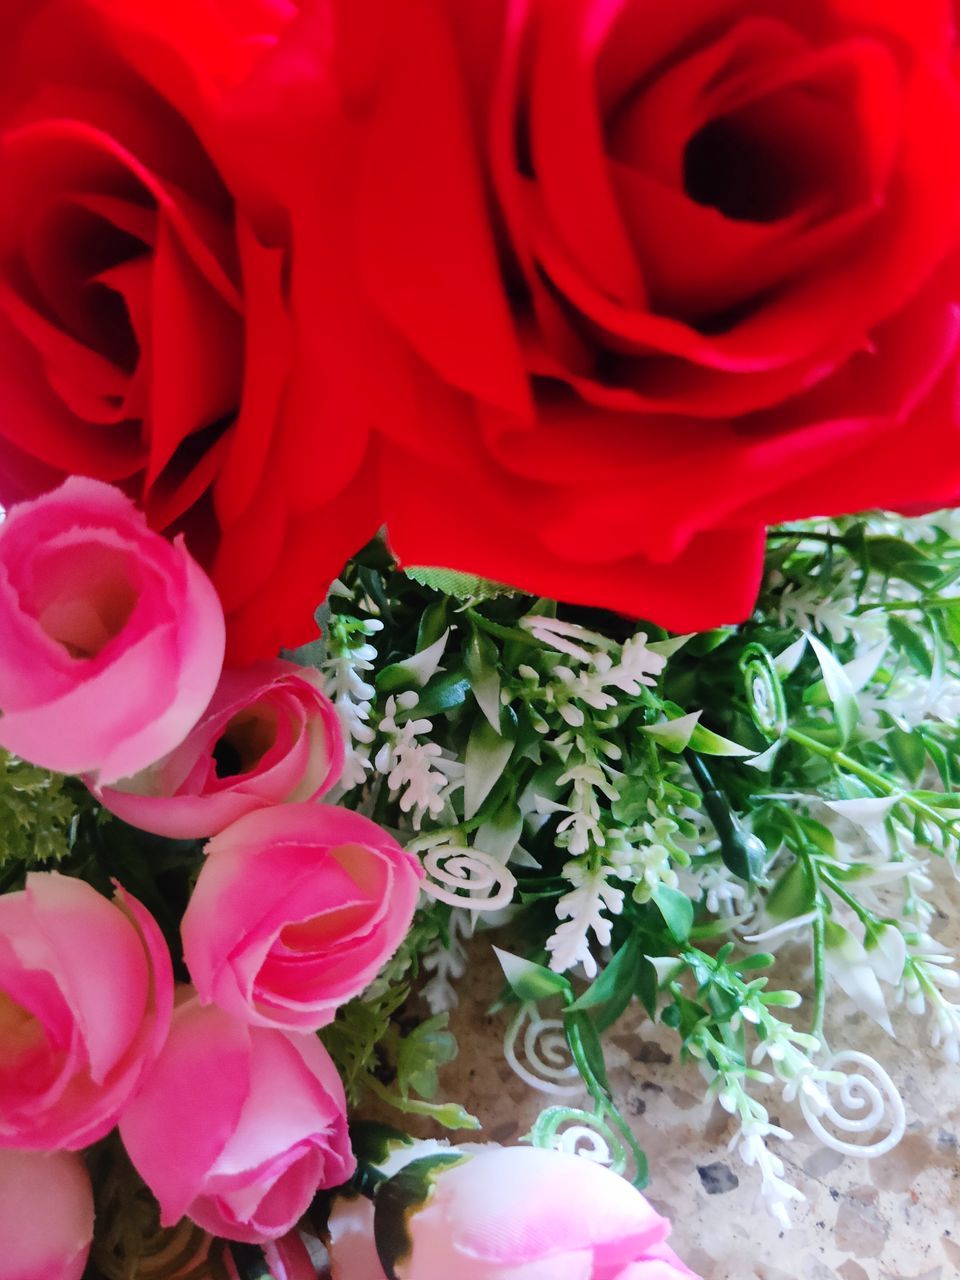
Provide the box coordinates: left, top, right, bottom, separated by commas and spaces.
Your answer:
0, 0, 378, 661
343, 0, 960, 628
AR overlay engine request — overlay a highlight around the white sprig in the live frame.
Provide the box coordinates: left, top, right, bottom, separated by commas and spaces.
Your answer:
374, 693, 461, 829
546, 861, 625, 977
322, 618, 383, 792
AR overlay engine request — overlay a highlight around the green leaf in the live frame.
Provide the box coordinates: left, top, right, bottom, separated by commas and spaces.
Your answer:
404, 566, 514, 600
414, 671, 471, 717
651, 885, 695, 943
466, 629, 503, 732
464, 714, 516, 820
564, 1008, 611, 1094
374, 1154, 469, 1279
806, 631, 858, 745
887, 727, 927, 786
416, 601, 449, 651
939, 602, 960, 654
348, 1121, 413, 1168
567, 936, 641, 1030
365, 1077, 481, 1132
641, 711, 702, 753
392, 1014, 458, 1100
888, 617, 933, 678
765, 858, 815, 921
635, 956, 659, 1019
377, 631, 453, 696
494, 947, 573, 1002
687, 722, 756, 758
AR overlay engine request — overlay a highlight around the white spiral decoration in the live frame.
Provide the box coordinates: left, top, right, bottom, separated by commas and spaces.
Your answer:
555, 1123, 614, 1166
504, 1003, 583, 1097
799, 1051, 906, 1157
421, 845, 517, 912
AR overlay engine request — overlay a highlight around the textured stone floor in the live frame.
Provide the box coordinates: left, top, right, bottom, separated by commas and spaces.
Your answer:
418, 884, 960, 1280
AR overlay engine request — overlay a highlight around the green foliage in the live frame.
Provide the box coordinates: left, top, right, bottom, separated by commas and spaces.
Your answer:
0, 751, 94, 878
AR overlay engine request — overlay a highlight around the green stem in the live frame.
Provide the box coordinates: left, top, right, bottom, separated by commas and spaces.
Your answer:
684, 751, 764, 882
786, 728, 895, 794
788, 727, 958, 842
768, 529, 851, 545
851, 594, 960, 614
808, 867, 828, 1048
466, 610, 541, 648
818, 870, 880, 927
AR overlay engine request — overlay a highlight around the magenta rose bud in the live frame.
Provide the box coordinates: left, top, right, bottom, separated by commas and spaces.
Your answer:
0, 872, 173, 1151
376, 1147, 701, 1280
0, 1147, 95, 1280
94, 660, 345, 838
181, 806, 423, 1031
0, 477, 225, 784
120, 996, 355, 1243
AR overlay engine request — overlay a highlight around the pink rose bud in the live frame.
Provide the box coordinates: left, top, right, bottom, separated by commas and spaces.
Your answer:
120, 995, 355, 1243
328, 1195, 388, 1280
0, 1148, 95, 1280
0, 872, 173, 1151
94, 660, 345, 838
380, 1147, 701, 1280
0, 477, 225, 784
181, 806, 423, 1031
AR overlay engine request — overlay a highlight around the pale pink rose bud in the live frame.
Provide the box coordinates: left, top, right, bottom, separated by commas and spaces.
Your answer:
0, 1148, 95, 1280
0, 477, 225, 784
328, 1195, 388, 1280
0, 872, 173, 1151
120, 995, 355, 1244
181, 805, 423, 1031
356, 1146, 702, 1280
94, 660, 345, 838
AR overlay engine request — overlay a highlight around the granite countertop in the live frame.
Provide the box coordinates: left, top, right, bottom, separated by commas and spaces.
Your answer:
419, 882, 960, 1280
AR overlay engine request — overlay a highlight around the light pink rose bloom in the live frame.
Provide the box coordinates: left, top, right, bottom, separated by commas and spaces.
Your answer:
386, 1147, 700, 1280
0, 871, 173, 1151
94, 660, 344, 838
120, 996, 355, 1243
328, 1194, 389, 1280
181, 805, 423, 1031
0, 1147, 95, 1280
0, 477, 224, 784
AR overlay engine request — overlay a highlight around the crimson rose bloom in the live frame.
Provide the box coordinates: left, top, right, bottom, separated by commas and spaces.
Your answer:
0, 0, 378, 660
345, 0, 960, 628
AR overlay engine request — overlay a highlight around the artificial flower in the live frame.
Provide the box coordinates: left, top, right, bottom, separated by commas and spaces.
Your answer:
0, 872, 173, 1151
181, 805, 423, 1030
0, 0, 378, 661
119, 993, 355, 1243
94, 660, 344, 837
0, 478, 224, 783
0, 1147, 94, 1280
326, 1145, 701, 1280
350, 0, 960, 629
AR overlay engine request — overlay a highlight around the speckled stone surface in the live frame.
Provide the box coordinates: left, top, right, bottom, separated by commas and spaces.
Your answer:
407, 878, 960, 1280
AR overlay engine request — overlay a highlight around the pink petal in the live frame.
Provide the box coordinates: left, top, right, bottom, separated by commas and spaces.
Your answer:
0, 1148, 93, 1280
120, 998, 251, 1225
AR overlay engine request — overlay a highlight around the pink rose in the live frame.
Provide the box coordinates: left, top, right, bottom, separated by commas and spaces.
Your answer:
181, 806, 423, 1030
365, 1147, 701, 1280
0, 1147, 94, 1280
0, 872, 173, 1151
119, 995, 355, 1243
94, 660, 344, 838
0, 477, 224, 784
328, 1194, 389, 1280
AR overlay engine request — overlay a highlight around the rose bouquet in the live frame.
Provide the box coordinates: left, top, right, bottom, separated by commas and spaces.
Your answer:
1, 1, 960, 1278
